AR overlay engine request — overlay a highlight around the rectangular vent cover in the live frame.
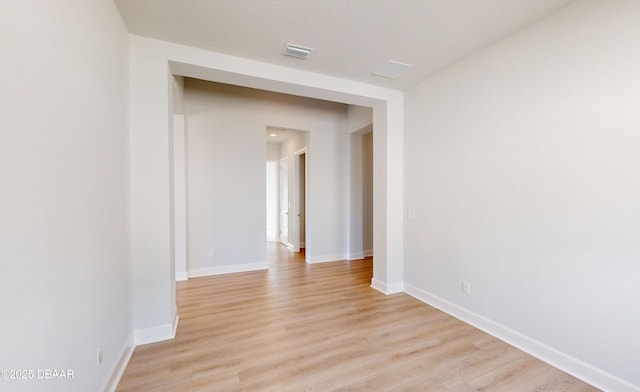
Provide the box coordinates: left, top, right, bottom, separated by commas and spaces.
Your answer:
283, 43, 313, 59
373, 60, 412, 79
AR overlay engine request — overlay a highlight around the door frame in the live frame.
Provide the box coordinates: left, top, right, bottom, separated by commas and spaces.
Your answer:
291, 147, 307, 253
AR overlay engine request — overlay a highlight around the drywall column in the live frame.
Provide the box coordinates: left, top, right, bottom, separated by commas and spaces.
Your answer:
387, 98, 405, 290
129, 39, 177, 343
372, 99, 404, 293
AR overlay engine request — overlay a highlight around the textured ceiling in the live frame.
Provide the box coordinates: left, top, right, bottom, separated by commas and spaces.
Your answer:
115, 0, 574, 90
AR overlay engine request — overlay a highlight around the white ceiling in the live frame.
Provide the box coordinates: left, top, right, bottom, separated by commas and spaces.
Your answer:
115, 0, 574, 90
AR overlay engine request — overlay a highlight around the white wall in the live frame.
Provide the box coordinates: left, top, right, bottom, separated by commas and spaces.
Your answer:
0, 1, 132, 391
362, 132, 374, 254
172, 75, 185, 115
184, 80, 347, 270
266, 161, 278, 241
347, 105, 374, 133
266, 144, 280, 242
266, 143, 280, 161
172, 114, 187, 281
172, 76, 188, 282
348, 129, 373, 260
128, 39, 177, 342
404, 1, 640, 390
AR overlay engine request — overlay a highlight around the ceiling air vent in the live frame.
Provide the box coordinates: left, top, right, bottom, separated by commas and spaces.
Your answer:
373, 60, 412, 79
282, 43, 313, 59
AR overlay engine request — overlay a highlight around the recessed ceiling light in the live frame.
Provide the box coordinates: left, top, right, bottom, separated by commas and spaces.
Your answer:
373, 60, 412, 79
270, 133, 277, 137
282, 43, 313, 59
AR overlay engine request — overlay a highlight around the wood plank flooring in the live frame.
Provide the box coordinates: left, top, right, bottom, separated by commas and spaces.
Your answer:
116, 243, 599, 391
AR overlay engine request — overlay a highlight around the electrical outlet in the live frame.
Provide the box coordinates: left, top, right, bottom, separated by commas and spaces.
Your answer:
209, 249, 215, 257
462, 281, 471, 295
407, 208, 416, 221
97, 347, 103, 366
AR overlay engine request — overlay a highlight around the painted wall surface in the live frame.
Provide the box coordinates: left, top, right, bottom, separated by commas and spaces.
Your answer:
0, 1, 131, 391
362, 132, 374, 254
373, 99, 405, 292
404, 0, 640, 389
348, 133, 363, 259
266, 143, 280, 161
347, 105, 374, 133
184, 80, 348, 270
172, 75, 185, 114
129, 38, 176, 336
266, 144, 280, 242
173, 75, 187, 282
346, 106, 374, 261
266, 161, 278, 242
173, 113, 187, 281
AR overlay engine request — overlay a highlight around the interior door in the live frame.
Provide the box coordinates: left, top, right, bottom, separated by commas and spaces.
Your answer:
279, 157, 288, 245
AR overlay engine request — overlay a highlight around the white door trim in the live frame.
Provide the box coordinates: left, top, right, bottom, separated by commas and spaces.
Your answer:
292, 147, 307, 253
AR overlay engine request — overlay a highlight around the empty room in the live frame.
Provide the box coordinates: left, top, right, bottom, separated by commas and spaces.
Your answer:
1, 1, 639, 391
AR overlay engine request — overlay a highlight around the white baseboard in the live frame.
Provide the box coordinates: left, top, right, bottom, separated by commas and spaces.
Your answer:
134, 313, 179, 346
286, 243, 295, 252
101, 332, 135, 392
188, 261, 268, 278
300, 241, 306, 248
347, 249, 373, 260
370, 278, 404, 294
403, 283, 639, 392
348, 252, 364, 260
175, 270, 188, 281
306, 253, 347, 264
172, 306, 178, 334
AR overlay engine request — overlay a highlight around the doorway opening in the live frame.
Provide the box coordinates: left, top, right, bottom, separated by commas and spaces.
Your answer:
266, 127, 308, 261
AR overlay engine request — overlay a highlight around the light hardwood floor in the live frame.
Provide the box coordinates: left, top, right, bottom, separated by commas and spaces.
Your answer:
116, 243, 599, 391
